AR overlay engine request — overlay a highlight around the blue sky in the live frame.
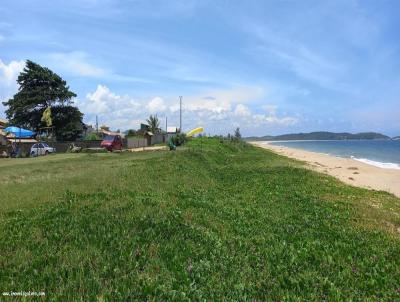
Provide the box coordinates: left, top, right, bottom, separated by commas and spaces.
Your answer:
1, 0, 399, 136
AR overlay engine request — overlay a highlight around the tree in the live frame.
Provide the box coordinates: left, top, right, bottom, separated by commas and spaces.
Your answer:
2, 60, 84, 140
84, 132, 101, 141
146, 114, 160, 133
126, 129, 137, 137
51, 106, 84, 141
234, 127, 242, 140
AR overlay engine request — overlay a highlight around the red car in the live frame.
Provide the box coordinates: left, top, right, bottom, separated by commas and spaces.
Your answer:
101, 135, 123, 151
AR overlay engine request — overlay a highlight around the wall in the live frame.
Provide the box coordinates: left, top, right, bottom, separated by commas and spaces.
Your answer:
0, 135, 7, 146
0, 143, 31, 157
127, 137, 149, 149
151, 134, 165, 145
0, 145, 9, 155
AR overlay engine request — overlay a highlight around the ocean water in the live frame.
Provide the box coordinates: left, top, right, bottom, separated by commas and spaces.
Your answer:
267, 140, 400, 169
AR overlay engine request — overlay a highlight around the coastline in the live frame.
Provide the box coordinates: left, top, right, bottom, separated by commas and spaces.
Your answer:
251, 141, 400, 197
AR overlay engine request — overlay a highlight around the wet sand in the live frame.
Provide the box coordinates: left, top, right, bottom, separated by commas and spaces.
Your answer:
251, 141, 400, 197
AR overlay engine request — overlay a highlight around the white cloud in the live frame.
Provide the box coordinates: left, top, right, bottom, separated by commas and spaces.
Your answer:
47, 51, 154, 83
49, 51, 105, 77
0, 59, 25, 117
0, 59, 24, 87
78, 84, 298, 134
243, 20, 352, 92
253, 114, 298, 126
147, 97, 166, 113
84, 85, 116, 114
262, 104, 277, 115
234, 104, 251, 117
80, 85, 142, 129
170, 86, 264, 114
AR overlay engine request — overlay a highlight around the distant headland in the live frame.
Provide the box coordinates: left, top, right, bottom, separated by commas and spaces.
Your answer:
245, 131, 396, 141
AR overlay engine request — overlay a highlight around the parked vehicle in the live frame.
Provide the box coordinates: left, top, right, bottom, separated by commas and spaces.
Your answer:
101, 135, 123, 151
30, 143, 56, 156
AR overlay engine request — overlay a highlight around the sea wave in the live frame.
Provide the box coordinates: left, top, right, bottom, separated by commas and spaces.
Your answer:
351, 157, 400, 170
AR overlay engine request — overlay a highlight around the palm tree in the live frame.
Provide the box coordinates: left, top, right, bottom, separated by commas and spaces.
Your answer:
146, 114, 160, 133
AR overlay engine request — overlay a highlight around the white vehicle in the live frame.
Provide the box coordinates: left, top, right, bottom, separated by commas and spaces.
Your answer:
30, 143, 56, 156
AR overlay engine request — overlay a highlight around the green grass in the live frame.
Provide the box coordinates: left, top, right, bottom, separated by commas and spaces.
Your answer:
0, 138, 399, 301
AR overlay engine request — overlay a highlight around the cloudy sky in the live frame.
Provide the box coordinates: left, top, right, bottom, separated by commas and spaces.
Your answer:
1, 0, 399, 136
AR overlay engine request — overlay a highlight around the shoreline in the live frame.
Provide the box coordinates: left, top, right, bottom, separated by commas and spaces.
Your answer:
251, 141, 400, 197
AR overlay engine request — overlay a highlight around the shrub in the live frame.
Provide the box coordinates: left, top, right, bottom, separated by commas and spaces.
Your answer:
84, 133, 101, 141
171, 133, 187, 146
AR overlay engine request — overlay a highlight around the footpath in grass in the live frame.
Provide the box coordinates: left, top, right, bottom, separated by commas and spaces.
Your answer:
0, 138, 399, 301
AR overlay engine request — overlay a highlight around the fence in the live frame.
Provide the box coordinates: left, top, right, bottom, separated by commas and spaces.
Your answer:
151, 134, 165, 145
0, 135, 168, 156
0, 143, 32, 157
0, 145, 8, 155
127, 137, 149, 149
127, 134, 166, 149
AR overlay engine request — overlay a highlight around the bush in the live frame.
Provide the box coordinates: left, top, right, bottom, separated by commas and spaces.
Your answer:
170, 133, 187, 147
84, 133, 101, 141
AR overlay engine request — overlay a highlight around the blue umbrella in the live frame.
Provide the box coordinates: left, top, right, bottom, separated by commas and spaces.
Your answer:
4, 126, 36, 138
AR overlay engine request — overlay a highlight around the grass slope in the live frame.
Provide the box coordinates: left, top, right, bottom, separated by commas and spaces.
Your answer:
0, 138, 399, 301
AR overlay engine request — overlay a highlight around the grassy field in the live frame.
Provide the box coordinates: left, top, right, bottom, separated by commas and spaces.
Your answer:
0, 138, 399, 301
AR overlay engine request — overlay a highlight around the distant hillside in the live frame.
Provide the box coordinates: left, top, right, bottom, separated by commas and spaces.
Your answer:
246, 131, 390, 141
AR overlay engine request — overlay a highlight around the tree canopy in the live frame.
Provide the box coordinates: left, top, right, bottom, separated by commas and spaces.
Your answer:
2, 60, 84, 141
234, 127, 242, 140
146, 114, 160, 133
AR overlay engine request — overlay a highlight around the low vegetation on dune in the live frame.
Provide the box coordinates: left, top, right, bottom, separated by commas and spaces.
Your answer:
0, 138, 399, 300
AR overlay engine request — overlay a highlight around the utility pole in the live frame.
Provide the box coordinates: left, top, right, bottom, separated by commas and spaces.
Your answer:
179, 96, 182, 133
96, 115, 99, 134
165, 116, 168, 143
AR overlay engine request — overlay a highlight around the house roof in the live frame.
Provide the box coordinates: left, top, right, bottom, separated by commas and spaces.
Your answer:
101, 129, 125, 138
0, 118, 7, 127
3, 137, 37, 143
9, 138, 38, 143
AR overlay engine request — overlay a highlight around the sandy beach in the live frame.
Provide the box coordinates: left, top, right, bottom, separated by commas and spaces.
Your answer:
251, 141, 400, 198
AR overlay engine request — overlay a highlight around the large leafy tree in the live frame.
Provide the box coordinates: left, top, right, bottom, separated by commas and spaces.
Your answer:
2, 60, 84, 140
51, 106, 84, 141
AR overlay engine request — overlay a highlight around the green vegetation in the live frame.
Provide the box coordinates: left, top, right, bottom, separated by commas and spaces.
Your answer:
84, 132, 101, 141
126, 129, 139, 137
170, 133, 187, 147
2, 60, 84, 141
234, 127, 242, 140
146, 114, 160, 133
0, 138, 399, 300
247, 131, 390, 141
